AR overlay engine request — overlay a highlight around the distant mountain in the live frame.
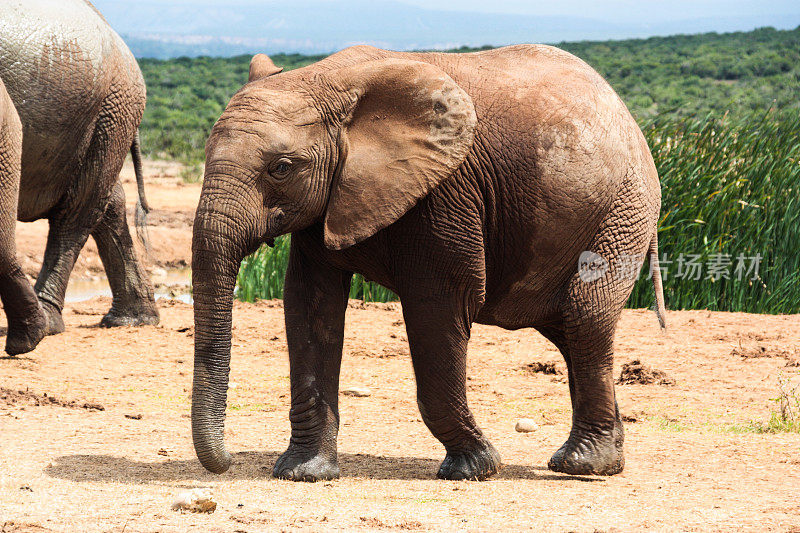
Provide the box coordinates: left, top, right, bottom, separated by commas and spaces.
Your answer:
92, 0, 800, 58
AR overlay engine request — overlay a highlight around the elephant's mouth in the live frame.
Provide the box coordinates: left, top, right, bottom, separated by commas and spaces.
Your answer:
265, 238, 276, 247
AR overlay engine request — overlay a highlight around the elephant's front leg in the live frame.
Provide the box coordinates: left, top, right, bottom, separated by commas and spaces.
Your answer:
402, 294, 501, 480
273, 243, 351, 482
0, 171, 46, 355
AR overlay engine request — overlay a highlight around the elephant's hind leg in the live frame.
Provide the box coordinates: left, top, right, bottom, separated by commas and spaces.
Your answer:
92, 182, 158, 328
547, 208, 653, 475
544, 302, 625, 476
33, 212, 95, 336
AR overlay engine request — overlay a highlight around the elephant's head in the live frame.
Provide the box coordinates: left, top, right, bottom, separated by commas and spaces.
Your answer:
191, 53, 477, 473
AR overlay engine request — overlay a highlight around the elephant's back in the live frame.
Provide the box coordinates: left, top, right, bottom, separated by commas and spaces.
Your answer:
0, 0, 142, 100
0, 0, 144, 218
419, 46, 659, 325
321, 45, 649, 200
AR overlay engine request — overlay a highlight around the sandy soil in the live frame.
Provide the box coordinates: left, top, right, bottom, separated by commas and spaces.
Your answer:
2, 161, 799, 532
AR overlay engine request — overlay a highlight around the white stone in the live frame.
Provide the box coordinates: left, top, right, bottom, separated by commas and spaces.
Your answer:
341, 386, 371, 397
172, 488, 216, 513
515, 419, 539, 433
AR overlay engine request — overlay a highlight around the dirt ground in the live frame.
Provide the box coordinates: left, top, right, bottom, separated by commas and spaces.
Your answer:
2, 161, 800, 532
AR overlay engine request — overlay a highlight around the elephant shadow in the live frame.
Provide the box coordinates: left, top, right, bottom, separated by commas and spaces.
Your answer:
45, 450, 601, 483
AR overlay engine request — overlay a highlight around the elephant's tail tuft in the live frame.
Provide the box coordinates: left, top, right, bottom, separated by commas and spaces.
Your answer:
131, 130, 151, 253
649, 233, 667, 330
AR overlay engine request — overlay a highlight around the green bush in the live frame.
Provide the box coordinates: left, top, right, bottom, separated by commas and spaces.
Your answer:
236, 236, 291, 301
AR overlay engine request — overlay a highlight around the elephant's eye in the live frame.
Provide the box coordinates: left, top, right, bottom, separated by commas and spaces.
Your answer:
270, 158, 293, 178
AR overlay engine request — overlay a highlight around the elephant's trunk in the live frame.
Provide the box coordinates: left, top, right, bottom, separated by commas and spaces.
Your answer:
191, 198, 249, 474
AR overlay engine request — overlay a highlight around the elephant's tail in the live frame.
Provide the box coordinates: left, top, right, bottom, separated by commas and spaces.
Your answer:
649, 233, 667, 330
131, 130, 151, 253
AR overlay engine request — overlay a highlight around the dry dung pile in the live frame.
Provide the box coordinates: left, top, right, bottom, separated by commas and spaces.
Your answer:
617, 360, 675, 386
523, 361, 563, 375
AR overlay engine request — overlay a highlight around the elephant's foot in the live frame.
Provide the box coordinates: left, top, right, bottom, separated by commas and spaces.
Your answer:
437, 438, 501, 481
4, 307, 48, 356
273, 446, 339, 482
548, 420, 624, 476
99, 304, 159, 328
39, 300, 65, 337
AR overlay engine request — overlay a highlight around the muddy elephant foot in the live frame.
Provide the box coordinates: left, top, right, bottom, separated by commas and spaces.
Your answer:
548, 422, 624, 476
38, 300, 65, 337
99, 306, 160, 328
437, 439, 501, 481
5, 307, 48, 356
273, 447, 339, 482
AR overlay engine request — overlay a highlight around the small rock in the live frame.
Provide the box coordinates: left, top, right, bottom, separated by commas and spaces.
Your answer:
515, 419, 539, 433
125, 413, 143, 420
171, 488, 217, 513
19, 485, 33, 492
157, 448, 169, 456
341, 386, 371, 397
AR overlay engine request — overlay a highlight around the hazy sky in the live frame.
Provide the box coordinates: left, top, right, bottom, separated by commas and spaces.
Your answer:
93, 0, 800, 21
396, 0, 800, 20
93, 0, 800, 22
89, 0, 800, 55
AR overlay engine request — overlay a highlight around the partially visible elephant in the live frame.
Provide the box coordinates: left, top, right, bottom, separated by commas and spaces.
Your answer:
0, 77, 47, 355
191, 45, 666, 480
0, 0, 158, 350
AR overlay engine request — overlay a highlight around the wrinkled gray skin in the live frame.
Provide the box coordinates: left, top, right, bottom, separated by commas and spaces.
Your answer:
0, 0, 158, 350
0, 77, 47, 355
192, 45, 666, 481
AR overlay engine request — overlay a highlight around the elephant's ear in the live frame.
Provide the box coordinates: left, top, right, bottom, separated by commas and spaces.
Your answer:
249, 54, 283, 82
322, 58, 477, 250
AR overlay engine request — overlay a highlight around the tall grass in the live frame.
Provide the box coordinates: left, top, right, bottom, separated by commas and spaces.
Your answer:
236, 236, 398, 302
236, 236, 290, 301
628, 111, 800, 314
236, 111, 800, 312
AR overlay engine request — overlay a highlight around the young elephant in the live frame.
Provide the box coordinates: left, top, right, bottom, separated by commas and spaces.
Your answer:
0, 78, 47, 355
192, 45, 665, 481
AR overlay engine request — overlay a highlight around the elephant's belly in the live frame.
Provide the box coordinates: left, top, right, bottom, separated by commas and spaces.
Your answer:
16, 145, 73, 221
478, 267, 565, 330
476, 211, 601, 330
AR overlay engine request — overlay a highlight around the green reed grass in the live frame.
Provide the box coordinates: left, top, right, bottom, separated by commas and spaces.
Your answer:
236, 236, 291, 301
628, 110, 800, 314
237, 111, 800, 312
236, 235, 398, 302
